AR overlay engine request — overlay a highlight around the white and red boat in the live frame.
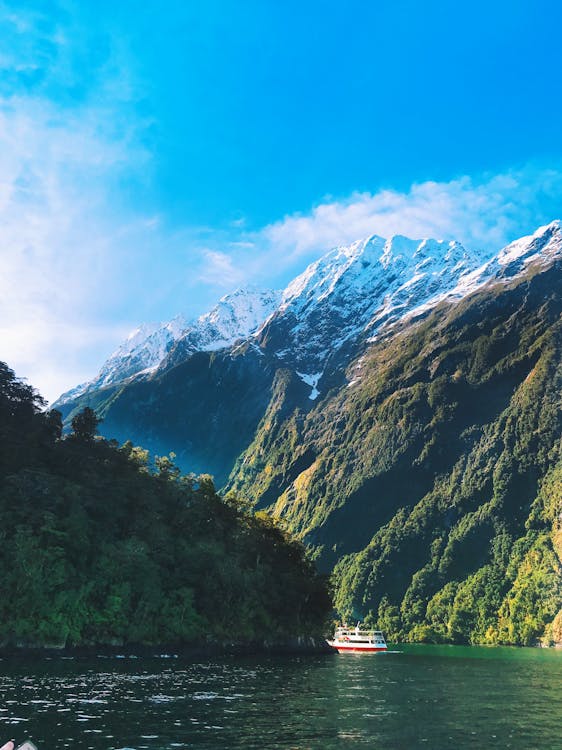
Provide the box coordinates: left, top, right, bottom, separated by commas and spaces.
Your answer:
328, 624, 387, 653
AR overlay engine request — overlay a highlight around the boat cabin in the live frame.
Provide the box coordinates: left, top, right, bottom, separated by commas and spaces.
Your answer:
334, 625, 386, 645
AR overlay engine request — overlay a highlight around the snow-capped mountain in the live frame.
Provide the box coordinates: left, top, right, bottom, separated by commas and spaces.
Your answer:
56, 222, 562, 408
256, 221, 562, 399
55, 287, 281, 407
54, 220, 562, 488
257, 234, 485, 397
399, 220, 562, 322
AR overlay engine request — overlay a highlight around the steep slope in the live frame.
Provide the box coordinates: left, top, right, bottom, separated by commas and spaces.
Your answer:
57, 344, 283, 486
229, 222, 562, 510
228, 231, 562, 644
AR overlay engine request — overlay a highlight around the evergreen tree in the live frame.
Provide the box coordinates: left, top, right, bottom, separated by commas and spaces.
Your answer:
71, 406, 101, 441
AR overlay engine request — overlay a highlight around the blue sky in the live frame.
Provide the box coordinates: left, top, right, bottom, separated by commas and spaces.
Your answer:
2, 0, 562, 400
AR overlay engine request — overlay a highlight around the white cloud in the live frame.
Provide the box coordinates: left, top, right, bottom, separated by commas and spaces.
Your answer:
0, 5, 151, 402
196, 249, 247, 288
259, 167, 562, 265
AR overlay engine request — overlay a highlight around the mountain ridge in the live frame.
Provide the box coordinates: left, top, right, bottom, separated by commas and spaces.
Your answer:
57, 221, 562, 408
54, 222, 562, 475
55, 287, 281, 407
229, 247, 562, 644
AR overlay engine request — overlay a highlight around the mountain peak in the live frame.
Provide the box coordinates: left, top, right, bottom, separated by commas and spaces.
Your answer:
184, 287, 282, 353
273, 232, 479, 394
497, 219, 562, 266
54, 287, 281, 407
538, 218, 561, 233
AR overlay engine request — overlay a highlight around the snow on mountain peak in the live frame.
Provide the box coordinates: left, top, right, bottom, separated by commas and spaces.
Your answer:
54, 287, 281, 407
272, 233, 481, 390
371, 220, 562, 343
281, 233, 481, 313
55, 221, 562, 408
280, 235, 386, 309
496, 220, 562, 268
204, 286, 280, 332
173, 287, 282, 354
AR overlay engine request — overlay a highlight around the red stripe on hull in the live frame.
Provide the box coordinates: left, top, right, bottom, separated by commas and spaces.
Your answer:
334, 646, 387, 653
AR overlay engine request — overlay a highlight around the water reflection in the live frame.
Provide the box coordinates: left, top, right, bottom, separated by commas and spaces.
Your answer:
0, 647, 560, 749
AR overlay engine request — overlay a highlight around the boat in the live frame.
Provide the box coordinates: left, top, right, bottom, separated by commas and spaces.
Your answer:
327, 623, 387, 653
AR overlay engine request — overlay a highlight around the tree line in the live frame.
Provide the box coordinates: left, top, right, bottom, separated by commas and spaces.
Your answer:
0, 363, 331, 649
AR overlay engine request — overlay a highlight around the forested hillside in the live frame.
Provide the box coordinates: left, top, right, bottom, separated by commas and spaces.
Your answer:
0, 363, 331, 649
229, 260, 562, 645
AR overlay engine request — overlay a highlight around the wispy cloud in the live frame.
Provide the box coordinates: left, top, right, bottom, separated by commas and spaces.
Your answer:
196, 249, 247, 287
259, 166, 562, 266
0, 2, 152, 401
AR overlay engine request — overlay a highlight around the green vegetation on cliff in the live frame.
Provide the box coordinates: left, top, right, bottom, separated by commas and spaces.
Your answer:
0, 363, 331, 649
229, 262, 562, 645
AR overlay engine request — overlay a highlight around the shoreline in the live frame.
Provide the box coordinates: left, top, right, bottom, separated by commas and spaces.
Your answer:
1, 640, 559, 660
0, 636, 336, 660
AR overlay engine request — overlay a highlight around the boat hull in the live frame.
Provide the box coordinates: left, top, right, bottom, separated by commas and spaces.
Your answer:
328, 642, 387, 653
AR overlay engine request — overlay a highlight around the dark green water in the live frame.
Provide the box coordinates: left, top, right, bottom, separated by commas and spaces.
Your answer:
1, 646, 561, 749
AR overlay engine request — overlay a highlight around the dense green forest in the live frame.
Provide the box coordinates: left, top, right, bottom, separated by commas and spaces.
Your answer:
228, 261, 562, 646
0, 362, 331, 649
